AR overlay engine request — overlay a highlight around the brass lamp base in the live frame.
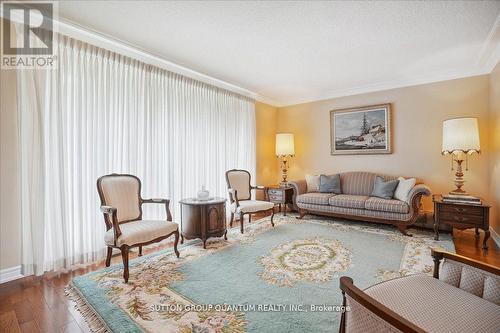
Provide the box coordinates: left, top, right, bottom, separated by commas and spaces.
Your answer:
450, 158, 468, 195
450, 188, 468, 196
278, 155, 291, 185
280, 159, 288, 183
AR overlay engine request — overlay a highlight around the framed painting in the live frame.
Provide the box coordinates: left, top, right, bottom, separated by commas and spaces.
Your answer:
330, 104, 392, 155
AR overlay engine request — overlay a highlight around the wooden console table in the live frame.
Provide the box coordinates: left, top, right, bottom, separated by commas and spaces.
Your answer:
179, 197, 227, 249
433, 194, 491, 250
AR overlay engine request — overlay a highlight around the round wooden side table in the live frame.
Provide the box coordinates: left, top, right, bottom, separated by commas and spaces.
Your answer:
179, 197, 227, 249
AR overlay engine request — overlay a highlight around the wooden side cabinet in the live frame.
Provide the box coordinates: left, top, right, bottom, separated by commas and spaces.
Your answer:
179, 197, 227, 249
266, 186, 294, 215
433, 195, 491, 250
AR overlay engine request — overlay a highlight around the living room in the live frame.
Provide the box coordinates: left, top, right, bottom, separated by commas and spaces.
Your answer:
1, 1, 499, 333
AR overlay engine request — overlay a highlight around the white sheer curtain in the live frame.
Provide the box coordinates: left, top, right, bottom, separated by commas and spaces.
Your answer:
17, 34, 256, 276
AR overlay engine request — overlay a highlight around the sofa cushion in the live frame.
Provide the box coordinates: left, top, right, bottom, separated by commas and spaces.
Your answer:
305, 174, 320, 192
297, 193, 336, 205
394, 177, 416, 202
328, 195, 369, 209
371, 176, 399, 200
365, 274, 500, 333
365, 197, 410, 214
319, 174, 341, 194
339, 172, 376, 196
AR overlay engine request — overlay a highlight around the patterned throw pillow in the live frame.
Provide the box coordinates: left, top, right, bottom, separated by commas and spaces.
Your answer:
371, 176, 399, 200
305, 174, 320, 192
319, 174, 341, 194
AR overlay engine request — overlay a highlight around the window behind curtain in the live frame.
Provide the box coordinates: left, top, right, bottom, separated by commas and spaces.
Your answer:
17, 34, 256, 276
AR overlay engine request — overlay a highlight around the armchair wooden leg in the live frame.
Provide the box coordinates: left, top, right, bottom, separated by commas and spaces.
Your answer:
138, 246, 143, 257
270, 210, 275, 227
174, 230, 180, 258
120, 245, 130, 283
248, 214, 252, 223
230, 213, 234, 227
105, 247, 112, 267
240, 213, 244, 234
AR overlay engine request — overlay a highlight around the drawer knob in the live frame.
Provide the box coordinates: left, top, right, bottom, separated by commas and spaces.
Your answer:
455, 207, 466, 213
454, 216, 467, 222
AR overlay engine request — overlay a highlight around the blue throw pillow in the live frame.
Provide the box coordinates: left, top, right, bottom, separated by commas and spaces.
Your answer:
319, 174, 341, 194
371, 176, 400, 199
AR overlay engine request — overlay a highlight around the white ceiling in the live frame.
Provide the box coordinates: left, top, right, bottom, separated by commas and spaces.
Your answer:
58, 1, 500, 106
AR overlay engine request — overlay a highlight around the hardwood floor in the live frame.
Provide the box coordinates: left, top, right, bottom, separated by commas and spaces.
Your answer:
1, 213, 498, 333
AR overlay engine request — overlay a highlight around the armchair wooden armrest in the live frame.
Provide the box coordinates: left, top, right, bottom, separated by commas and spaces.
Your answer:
228, 188, 239, 206
251, 186, 267, 200
431, 248, 500, 279
141, 198, 172, 221
339, 276, 425, 333
100, 205, 122, 242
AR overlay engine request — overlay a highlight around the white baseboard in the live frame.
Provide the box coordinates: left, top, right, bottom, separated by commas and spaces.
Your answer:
490, 227, 500, 248
0, 266, 24, 284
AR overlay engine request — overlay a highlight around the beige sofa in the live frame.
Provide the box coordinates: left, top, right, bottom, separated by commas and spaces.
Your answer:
289, 172, 431, 235
339, 249, 500, 333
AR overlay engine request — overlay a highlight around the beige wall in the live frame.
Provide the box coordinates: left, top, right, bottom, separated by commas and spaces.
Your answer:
275, 75, 492, 212
255, 102, 279, 198
0, 20, 22, 270
490, 63, 500, 234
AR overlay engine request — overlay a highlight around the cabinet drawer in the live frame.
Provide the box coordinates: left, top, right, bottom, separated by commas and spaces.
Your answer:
440, 204, 484, 217
268, 189, 283, 196
440, 214, 484, 227
269, 194, 284, 202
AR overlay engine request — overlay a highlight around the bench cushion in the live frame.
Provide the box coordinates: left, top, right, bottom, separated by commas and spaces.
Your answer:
365, 197, 410, 214
440, 258, 500, 305
364, 274, 500, 333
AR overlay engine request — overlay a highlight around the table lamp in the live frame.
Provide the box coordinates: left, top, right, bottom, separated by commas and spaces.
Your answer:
276, 133, 295, 186
442, 117, 480, 195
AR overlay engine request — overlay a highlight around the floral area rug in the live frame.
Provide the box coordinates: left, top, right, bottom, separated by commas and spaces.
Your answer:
66, 214, 454, 333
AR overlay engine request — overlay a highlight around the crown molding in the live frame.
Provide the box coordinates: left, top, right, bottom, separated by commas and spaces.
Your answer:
2, 6, 498, 108
276, 67, 492, 107
476, 13, 500, 72
54, 18, 280, 106
0, 7, 278, 106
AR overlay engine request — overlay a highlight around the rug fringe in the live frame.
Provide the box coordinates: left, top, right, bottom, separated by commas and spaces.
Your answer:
65, 283, 112, 333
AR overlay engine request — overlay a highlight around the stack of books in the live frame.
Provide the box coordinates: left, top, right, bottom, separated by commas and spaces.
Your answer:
442, 194, 482, 205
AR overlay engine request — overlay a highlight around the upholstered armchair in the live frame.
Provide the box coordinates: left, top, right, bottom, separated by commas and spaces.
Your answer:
225, 169, 275, 233
97, 174, 180, 283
